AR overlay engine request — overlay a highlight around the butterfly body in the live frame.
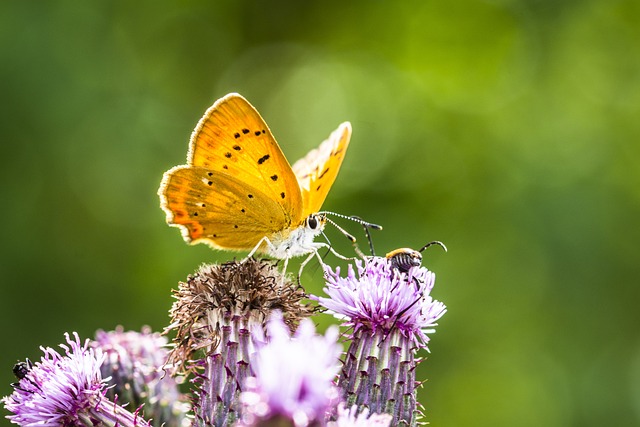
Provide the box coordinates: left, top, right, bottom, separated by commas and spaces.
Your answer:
159, 93, 350, 261
260, 213, 327, 259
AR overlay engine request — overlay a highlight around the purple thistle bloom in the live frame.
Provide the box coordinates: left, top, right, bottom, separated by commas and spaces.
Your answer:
237, 313, 341, 427
93, 327, 191, 426
329, 404, 391, 427
317, 258, 446, 348
2, 332, 152, 427
313, 257, 446, 426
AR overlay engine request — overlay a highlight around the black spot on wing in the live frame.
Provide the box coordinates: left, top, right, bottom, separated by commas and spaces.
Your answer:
281, 192, 285, 199
225, 152, 232, 158
254, 131, 261, 136
248, 194, 254, 199
233, 145, 241, 151
223, 165, 228, 170
318, 168, 329, 179
257, 154, 270, 164
242, 128, 250, 134
234, 132, 240, 139
270, 174, 278, 181
208, 172, 213, 177
208, 181, 213, 186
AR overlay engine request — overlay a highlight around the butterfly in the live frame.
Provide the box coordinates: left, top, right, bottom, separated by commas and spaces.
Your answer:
158, 93, 353, 268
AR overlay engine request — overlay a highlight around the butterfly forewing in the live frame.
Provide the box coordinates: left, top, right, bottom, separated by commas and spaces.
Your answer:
158, 93, 352, 258
160, 166, 291, 250
188, 93, 304, 224
292, 122, 351, 217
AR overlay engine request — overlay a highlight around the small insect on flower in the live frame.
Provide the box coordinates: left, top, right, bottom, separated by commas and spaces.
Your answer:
385, 241, 447, 273
351, 214, 446, 274
10, 359, 39, 393
346, 219, 448, 339
382, 243, 447, 335
11, 359, 32, 381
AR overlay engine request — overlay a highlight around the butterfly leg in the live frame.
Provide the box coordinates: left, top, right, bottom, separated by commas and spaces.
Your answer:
243, 236, 277, 262
315, 242, 354, 261
281, 256, 290, 278
295, 250, 323, 285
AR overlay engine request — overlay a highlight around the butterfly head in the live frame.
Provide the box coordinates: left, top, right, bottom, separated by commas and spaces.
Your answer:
304, 213, 327, 234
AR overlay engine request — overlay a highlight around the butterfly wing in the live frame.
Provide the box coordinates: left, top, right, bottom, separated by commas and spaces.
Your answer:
187, 93, 303, 224
159, 166, 292, 250
292, 122, 351, 217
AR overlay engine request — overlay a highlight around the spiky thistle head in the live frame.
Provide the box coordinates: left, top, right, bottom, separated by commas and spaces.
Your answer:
313, 257, 447, 426
2, 332, 152, 427
93, 326, 191, 426
317, 257, 446, 349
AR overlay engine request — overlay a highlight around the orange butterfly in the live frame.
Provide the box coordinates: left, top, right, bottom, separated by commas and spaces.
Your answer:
158, 93, 352, 267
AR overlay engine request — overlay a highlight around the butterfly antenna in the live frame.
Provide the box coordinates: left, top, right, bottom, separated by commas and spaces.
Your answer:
324, 217, 357, 244
419, 241, 448, 253
350, 215, 376, 256
319, 211, 383, 231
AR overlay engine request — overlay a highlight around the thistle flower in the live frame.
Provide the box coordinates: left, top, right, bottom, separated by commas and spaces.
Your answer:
328, 404, 392, 427
237, 313, 341, 427
165, 258, 314, 427
93, 326, 191, 426
2, 332, 151, 427
314, 257, 446, 426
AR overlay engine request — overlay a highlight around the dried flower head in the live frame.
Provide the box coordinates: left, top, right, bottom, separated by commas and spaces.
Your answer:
166, 258, 313, 372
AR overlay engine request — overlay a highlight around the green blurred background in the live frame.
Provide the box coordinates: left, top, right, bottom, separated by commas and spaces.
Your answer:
2, 1, 639, 425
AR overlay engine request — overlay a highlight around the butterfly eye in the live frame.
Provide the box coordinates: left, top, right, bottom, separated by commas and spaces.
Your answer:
307, 216, 319, 230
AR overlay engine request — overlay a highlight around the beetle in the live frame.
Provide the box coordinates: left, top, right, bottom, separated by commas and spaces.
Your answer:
385, 241, 447, 273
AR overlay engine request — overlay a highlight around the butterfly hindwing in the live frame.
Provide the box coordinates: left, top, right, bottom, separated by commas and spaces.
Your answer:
292, 122, 351, 217
159, 166, 291, 250
188, 93, 304, 225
